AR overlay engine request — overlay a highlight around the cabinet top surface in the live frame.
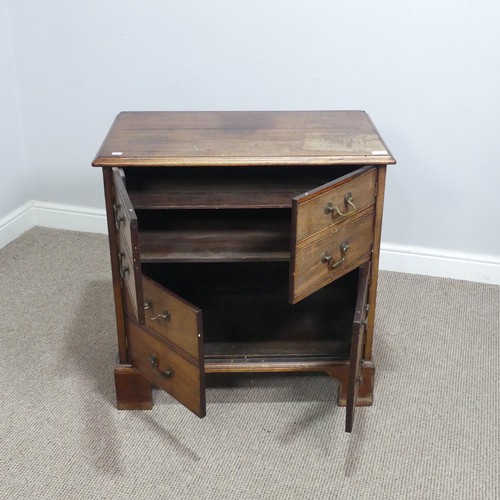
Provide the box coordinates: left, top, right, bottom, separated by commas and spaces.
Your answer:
92, 111, 395, 167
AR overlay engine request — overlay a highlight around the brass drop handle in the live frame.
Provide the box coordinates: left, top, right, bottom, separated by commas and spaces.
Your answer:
113, 203, 124, 230
321, 241, 350, 269
118, 252, 129, 278
325, 192, 356, 217
144, 300, 171, 321
148, 355, 174, 379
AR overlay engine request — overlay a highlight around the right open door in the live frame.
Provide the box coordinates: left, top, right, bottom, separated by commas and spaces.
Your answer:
345, 262, 371, 432
289, 167, 377, 304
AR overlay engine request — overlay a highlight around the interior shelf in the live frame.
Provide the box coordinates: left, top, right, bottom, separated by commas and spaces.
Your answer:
125, 166, 355, 209
138, 209, 291, 263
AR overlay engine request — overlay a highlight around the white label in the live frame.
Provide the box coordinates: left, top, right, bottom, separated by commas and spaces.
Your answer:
112, 151, 123, 156
371, 150, 388, 155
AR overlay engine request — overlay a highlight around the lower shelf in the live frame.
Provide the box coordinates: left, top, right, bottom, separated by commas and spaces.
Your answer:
204, 357, 350, 374
204, 339, 348, 359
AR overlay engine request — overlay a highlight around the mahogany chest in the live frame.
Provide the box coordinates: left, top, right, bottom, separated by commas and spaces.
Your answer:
92, 111, 395, 432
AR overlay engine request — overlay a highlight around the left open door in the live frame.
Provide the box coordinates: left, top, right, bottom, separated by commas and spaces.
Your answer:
112, 168, 206, 418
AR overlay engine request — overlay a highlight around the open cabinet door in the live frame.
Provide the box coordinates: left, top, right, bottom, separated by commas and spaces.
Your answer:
124, 277, 206, 418
289, 167, 376, 304
345, 262, 371, 432
113, 167, 206, 418
112, 167, 145, 323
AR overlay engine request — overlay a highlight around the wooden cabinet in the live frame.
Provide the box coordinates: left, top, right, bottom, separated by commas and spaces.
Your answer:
93, 111, 395, 432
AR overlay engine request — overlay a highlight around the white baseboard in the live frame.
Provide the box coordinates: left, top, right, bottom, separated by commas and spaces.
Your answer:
0, 201, 36, 249
1, 202, 499, 285
380, 243, 500, 285
0, 201, 107, 250
32, 201, 108, 234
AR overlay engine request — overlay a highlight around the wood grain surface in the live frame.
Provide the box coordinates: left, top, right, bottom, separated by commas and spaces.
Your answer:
126, 319, 206, 417
142, 275, 203, 361
290, 208, 374, 303
292, 167, 376, 243
93, 111, 396, 167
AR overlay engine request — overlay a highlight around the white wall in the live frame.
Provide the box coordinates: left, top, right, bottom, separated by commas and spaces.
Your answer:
0, 0, 30, 218
3, 0, 500, 278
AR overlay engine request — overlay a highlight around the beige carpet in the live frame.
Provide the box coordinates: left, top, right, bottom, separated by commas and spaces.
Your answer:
0, 227, 498, 499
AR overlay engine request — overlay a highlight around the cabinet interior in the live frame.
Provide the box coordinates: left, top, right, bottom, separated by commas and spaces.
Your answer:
142, 262, 358, 362
125, 164, 364, 362
124, 165, 362, 264
124, 165, 358, 209
136, 209, 291, 263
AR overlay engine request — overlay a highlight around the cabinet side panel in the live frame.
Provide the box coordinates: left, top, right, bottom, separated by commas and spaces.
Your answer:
364, 166, 386, 360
